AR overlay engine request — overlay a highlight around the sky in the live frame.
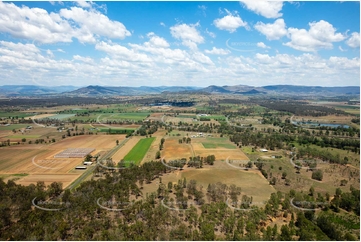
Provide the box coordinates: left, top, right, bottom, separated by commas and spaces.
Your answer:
0, 1, 359, 87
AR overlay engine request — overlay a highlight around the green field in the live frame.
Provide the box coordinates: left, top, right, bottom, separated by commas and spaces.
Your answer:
8, 135, 41, 139
201, 137, 237, 149
0, 112, 34, 118
46, 114, 76, 120
202, 143, 236, 149
0, 124, 28, 130
98, 112, 150, 121
207, 115, 226, 121
123, 137, 155, 164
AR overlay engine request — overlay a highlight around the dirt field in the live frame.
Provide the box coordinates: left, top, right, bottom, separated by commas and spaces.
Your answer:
15, 174, 80, 188
161, 138, 193, 160
111, 136, 142, 162
0, 134, 125, 188
32, 114, 55, 119
50, 135, 126, 150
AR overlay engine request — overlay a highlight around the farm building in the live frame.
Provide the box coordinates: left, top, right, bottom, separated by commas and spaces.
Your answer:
75, 166, 87, 170
260, 149, 268, 152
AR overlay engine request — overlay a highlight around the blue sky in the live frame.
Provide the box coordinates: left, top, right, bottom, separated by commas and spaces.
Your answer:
0, 1, 359, 87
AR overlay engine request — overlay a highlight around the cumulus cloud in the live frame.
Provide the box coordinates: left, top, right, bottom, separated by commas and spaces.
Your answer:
257, 42, 270, 49
240, 1, 284, 18
346, 32, 360, 48
204, 47, 230, 55
0, 2, 130, 45
170, 23, 204, 50
254, 19, 287, 40
213, 10, 248, 33
284, 20, 346, 52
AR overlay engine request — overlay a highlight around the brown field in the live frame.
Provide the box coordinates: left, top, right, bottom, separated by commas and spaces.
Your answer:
0, 134, 125, 188
92, 124, 141, 129
292, 115, 353, 124
111, 136, 142, 162
192, 149, 249, 161
15, 174, 80, 188
161, 138, 193, 160
50, 135, 126, 150
32, 114, 55, 119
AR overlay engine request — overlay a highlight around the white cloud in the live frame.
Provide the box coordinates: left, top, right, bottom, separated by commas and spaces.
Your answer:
240, 1, 284, 18
170, 23, 204, 50
213, 11, 248, 33
73, 55, 93, 63
146, 32, 170, 48
76, 1, 92, 8
284, 20, 346, 52
205, 47, 230, 55
257, 42, 270, 49
0, 2, 130, 45
346, 32, 360, 48
160, 22, 166, 27
198, 5, 207, 16
205, 28, 216, 38
254, 18, 287, 40
59, 7, 131, 43
95, 41, 152, 63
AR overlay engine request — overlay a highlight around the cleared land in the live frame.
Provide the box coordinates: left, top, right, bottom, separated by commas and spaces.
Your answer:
15, 174, 80, 188
50, 135, 126, 150
123, 137, 155, 164
162, 138, 193, 160
142, 161, 276, 206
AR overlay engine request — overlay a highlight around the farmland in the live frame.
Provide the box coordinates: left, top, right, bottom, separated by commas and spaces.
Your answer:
0, 92, 359, 240
123, 137, 155, 164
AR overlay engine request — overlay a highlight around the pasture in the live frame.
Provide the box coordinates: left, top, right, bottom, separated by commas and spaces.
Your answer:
142, 161, 276, 206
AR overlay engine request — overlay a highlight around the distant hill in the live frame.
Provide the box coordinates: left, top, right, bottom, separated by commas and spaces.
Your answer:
0, 84, 359, 97
262, 85, 360, 94
65, 85, 201, 96
0, 85, 79, 96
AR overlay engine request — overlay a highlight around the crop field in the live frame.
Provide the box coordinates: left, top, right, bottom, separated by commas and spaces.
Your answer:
8, 135, 41, 139
111, 137, 142, 162
0, 112, 34, 118
97, 112, 150, 121
123, 137, 155, 164
50, 135, 126, 150
0, 134, 128, 188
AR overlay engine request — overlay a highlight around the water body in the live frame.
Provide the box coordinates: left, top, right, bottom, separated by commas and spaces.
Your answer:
291, 121, 349, 129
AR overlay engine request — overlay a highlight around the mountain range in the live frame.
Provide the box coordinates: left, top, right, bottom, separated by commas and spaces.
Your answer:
0, 84, 359, 97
